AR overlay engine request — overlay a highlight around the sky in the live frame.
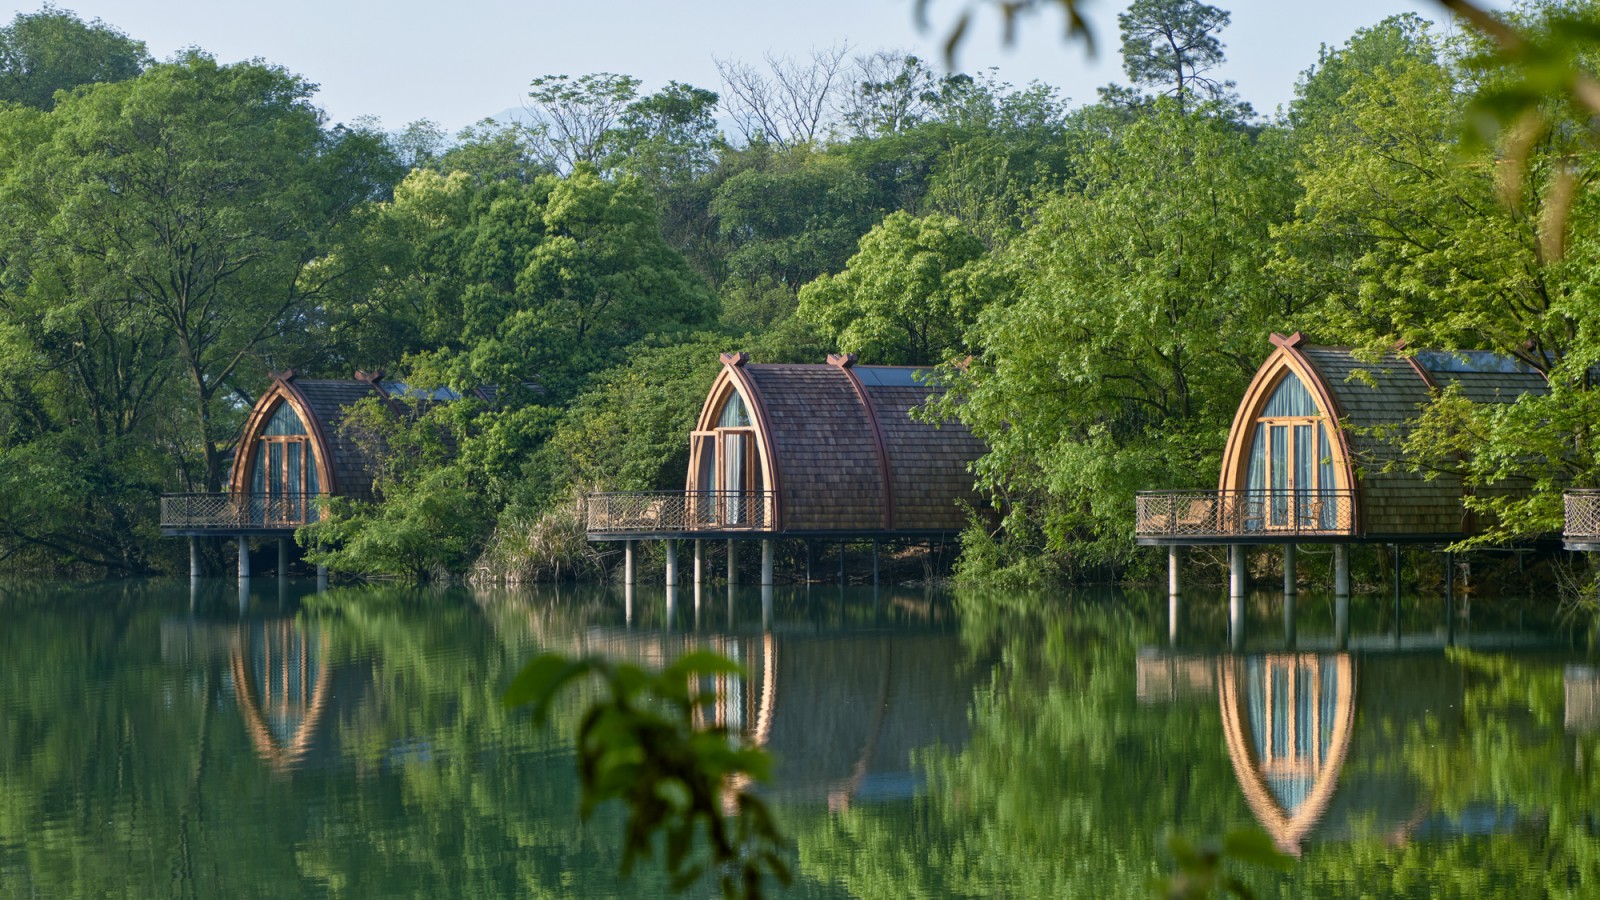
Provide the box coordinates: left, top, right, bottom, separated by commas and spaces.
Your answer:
16, 0, 1470, 132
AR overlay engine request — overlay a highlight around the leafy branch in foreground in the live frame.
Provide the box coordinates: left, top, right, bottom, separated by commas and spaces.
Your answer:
1151, 827, 1295, 899
504, 651, 792, 900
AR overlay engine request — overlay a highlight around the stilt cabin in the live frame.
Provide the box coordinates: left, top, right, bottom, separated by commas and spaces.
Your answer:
1135, 332, 1548, 546
160, 370, 474, 538
585, 352, 986, 540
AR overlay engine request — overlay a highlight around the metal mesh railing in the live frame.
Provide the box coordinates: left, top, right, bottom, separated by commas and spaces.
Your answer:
160, 493, 328, 530
1565, 490, 1600, 541
585, 491, 775, 533
1135, 490, 1356, 538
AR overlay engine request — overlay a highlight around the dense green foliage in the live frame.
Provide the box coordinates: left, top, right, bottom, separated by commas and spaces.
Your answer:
4, 2, 1600, 582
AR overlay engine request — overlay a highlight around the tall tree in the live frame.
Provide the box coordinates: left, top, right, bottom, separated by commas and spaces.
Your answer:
1116, 0, 1233, 113
0, 6, 146, 110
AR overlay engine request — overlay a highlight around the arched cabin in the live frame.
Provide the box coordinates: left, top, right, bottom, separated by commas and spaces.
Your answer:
160, 371, 477, 575
585, 352, 986, 542
1136, 332, 1548, 548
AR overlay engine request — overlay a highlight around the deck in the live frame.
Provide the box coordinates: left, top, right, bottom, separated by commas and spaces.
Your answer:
585, 491, 776, 540
1135, 490, 1357, 545
160, 493, 326, 537
1565, 490, 1600, 551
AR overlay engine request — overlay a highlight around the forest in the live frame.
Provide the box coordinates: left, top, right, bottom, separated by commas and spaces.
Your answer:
1, 0, 1598, 583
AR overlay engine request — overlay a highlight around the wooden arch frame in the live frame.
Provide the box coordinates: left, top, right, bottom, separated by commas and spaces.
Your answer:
686, 354, 785, 529
228, 373, 341, 496
1219, 654, 1357, 857
1217, 334, 1358, 510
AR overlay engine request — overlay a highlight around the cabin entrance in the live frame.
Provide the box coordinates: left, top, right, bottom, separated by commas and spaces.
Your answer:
690, 389, 765, 527
249, 402, 321, 524
1244, 372, 1339, 531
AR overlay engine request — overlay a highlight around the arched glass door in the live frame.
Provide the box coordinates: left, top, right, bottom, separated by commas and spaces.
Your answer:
249, 402, 321, 524
1244, 373, 1338, 530
691, 390, 761, 526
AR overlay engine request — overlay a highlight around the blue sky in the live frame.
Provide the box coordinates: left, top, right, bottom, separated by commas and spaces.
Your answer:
20, 0, 1472, 132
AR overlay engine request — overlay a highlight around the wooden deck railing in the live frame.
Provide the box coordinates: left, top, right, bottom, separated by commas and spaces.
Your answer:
1135, 490, 1357, 539
1565, 490, 1600, 542
585, 491, 775, 534
160, 493, 328, 531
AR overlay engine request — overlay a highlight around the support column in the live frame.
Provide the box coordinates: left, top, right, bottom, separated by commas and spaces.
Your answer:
189, 536, 201, 580
839, 541, 846, 585
762, 584, 774, 630
317, 563, 329, 592
1284, 592, 1297, 648
1229, 545, 1246, 600
1334, 544, 1351, 599
872, 540, 880, 587
624, 540, 636, 586
727, 539, 739, 586
237, 537, 251, 581
1167, 545, 1181, 598
1335, 593, 1350, 649
693, 540, 704, 586
1229, 592, 1245, 651
278, 538, 290, 579
625, 582, 635, 626
760, 539, 775, 586
1445, 550, 1455, 646
665, 539, 678, 588
1282, 544, 1297, 597
1168, 591, 1181, 648
665, 585, 678, 631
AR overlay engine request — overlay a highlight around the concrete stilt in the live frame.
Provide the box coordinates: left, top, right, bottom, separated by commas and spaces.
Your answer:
1335, 593, 1350, 649
1168, 592, 1180, 647
1282, 544, 1297, 597
624, 581, 635, 627
1229, 545, 1246, 600
1334, 544, 1351, 599
1284, 592, 1297, 648
317, 563, 328, 592
278, 538, 290, 579
693, 540, 704, 586
1167, 545, 1181, 598
872, 540, 880, 587
665, 539, 678, 587
237, 537, 251, 581
238, 578, 249, 613
761, 584, 773, 630
665, 585, 678, 630
761, 539, 774, 587
727, 539, 739, 586
1229, 592, 1245, 651
190, 536, 202, 580
624, 540, 636, 586
839, 541, 846, 585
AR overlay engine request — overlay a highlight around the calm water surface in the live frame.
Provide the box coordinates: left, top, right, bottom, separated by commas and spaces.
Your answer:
1, 578, 1594, 897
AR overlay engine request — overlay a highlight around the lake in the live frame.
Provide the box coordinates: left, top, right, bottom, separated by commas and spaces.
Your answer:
0, 577, 1593, 897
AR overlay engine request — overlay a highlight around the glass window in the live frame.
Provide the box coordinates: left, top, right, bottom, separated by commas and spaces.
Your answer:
718, 392, 752, 428
263, 402, 308, 436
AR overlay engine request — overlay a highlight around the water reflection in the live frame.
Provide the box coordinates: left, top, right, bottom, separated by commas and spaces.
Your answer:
1, 579, 1594, 897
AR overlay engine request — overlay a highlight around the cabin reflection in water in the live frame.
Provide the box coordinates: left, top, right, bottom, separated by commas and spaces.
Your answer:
1138, 650, 1539, 856
160, 613, 358, 773
1219, 654, 1355, 856
556, 626, 977, 809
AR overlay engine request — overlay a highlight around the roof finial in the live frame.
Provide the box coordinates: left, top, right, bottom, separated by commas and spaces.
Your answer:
827, 352, 858, 369
353, 370, 384, 384
719, 351, 749, 367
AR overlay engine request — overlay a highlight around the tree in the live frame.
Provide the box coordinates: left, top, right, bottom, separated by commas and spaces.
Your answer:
797, 211, 1004, 365
715, 46, 851, 149
1116, 0, 1234, 113
523, 72, 641, 173
0, 6, 146, 110
0, 53, 401, 494
943, 100, 1297, 575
